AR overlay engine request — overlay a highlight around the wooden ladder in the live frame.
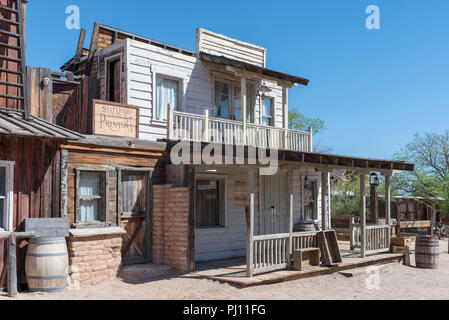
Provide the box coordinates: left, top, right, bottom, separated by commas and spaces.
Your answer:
0, 0, 28, 115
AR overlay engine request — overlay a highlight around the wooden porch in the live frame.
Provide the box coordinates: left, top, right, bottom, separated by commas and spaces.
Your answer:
191, 243, 404, 287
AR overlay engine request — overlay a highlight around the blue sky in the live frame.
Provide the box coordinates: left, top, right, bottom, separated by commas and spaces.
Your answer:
26, 0, 449, 160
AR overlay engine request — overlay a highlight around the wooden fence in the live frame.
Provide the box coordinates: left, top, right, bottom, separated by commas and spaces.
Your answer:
350, 223, 390, 255
251, 231, 318, 275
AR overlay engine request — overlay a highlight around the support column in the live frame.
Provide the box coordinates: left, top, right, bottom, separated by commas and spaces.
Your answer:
287, 169, 294, 269
360, 173, 367, 258
370, 185, 379, 224
430, 205, 436, 237
246, 168, 255, 277
396, 202, 402, 237
321, 171, 329, 231
282, 86, 289, 149
385, 175, 391, 249
241, 76, 247, 145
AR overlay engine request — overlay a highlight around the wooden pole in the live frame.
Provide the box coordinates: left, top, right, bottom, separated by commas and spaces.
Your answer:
385, 175, 391, 248
282, 86, 288, 149
241, 76, 247, 145
204, 109, 209, 142
360, 173, 367, 258
7, 234, 17, 298
321, 171, 329, 231
370, 185, 379, 224
430, 205, 435, 237
247, 168, 255, 277
308, 127, 313, 152
167, 104, 173, 140
396, 202, 402, 237
287, 169, 294, 269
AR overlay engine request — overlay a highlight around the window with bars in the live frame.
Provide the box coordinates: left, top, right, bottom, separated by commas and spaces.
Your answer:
0, 162, 13, 231
304, 178, 318, 221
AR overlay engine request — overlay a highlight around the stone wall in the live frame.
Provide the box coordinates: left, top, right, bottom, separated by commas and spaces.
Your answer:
67, 232, 123, 287
153, 185, 190, 272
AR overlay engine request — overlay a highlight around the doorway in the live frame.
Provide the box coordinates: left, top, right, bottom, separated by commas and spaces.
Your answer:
260, 170, 288, 235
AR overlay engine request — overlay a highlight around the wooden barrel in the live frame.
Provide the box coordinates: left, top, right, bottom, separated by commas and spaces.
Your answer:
25, 237, 69, 293
415, 235, 439, 269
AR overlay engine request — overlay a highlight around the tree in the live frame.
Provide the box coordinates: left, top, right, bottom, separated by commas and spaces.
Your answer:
392, 131, 449, 215
288, 108, 331, 153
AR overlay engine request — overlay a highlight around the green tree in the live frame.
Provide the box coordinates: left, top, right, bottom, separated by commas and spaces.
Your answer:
393, 131, 449, 215
288, 107, 331, 153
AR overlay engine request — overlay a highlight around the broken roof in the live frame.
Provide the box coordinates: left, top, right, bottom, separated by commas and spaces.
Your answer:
0, 109, 83, 140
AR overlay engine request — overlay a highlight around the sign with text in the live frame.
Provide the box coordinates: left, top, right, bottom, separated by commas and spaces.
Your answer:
92, 100, 139, 138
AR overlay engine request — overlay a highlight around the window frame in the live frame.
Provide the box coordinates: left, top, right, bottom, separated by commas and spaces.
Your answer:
260, 96, 275, 127
0, 161, 14, 231
302, 175, 319, 222
105, 53, 123, 103
152, 72, 184, 123
213, 76, 253, 123
194, 174, 227, 230
74, 168, 112, 228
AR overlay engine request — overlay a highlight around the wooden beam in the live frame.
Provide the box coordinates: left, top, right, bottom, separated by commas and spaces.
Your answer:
360, 173, 367, 258
7, 234, 17, 297
321, 171, 329, 231
73, 28, 86, 71
282, 86, 288, 149
385, 175, 391, 248
287, 169, 294, 270
241, 76, 247, 144
247, 168, 255, 277
85, 22, 100, 75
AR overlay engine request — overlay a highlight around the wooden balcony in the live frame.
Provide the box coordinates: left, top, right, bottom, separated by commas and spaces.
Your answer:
167, 107, 313, 152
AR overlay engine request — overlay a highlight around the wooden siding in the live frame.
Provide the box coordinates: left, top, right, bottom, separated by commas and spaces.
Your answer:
125, 38, 287, 142
193, 164, 324, 262
197, 28, 266, 67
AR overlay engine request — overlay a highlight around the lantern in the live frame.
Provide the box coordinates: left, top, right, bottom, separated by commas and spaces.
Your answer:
369, 172, 380, 187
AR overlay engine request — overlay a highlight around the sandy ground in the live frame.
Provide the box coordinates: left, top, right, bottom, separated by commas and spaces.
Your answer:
1, 240, 448, 301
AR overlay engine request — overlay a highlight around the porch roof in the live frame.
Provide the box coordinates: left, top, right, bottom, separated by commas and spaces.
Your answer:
0, 109, 83, 140
199, 52, 310, 86
164, 140, 414, 172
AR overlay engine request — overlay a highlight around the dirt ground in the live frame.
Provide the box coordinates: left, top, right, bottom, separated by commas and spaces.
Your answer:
1, 240, 448, 301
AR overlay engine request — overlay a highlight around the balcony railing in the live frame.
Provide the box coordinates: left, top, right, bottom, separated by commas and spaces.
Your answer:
167, 106, 313, 152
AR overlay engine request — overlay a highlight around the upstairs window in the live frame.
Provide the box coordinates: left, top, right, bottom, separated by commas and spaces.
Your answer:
214, 79, 252, 122
155, 76, 180, 121
261, 97, 274, 126
0, 167, 5, 229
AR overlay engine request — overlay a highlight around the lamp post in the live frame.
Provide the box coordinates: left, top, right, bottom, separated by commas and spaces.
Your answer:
369, 172, 380, 224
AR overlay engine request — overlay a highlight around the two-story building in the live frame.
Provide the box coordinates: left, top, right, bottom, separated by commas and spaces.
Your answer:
55, 23, 415, 282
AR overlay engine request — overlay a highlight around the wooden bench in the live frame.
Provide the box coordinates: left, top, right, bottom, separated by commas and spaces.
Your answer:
292, 248, 320, 271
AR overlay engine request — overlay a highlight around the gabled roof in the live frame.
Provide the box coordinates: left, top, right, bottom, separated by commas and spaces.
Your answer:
0, 109, 84, 140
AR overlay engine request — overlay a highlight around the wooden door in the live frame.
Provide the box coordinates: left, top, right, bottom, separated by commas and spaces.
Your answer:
260, 170, 288, 235
119, 169, 152, 265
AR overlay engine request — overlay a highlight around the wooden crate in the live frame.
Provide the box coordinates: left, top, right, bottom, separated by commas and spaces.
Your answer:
292, 248, 320, 271
391, 236, 413, 247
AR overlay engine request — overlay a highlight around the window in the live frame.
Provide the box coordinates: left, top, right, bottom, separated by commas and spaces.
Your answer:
261, 97, 274, 126
76, 170, 108, 224
107, 58, 121, 102
195, 179, 225, 228
0, 162, 13, 231
155, 76, 180, 121
303, 178, 317, 221
214, 79, 251, 122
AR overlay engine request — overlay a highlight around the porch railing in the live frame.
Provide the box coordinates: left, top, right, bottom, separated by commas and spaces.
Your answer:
350, 223, 390, 255
168, 108, 313, 152
251, 231, 318, 275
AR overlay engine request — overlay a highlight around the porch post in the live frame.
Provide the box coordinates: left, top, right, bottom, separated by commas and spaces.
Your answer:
360, 173, 367, 258
385, 175, 391, 249
247, 167, 255, 277
282, 86, 288, 149
167, 104, 173, 140
241, 76, 247, 145
321, 171, 329, 231
287, 169, 294, 269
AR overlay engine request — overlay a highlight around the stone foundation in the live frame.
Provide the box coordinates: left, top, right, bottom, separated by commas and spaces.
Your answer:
67, 229, 125, 287
153, 185, 190, 272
